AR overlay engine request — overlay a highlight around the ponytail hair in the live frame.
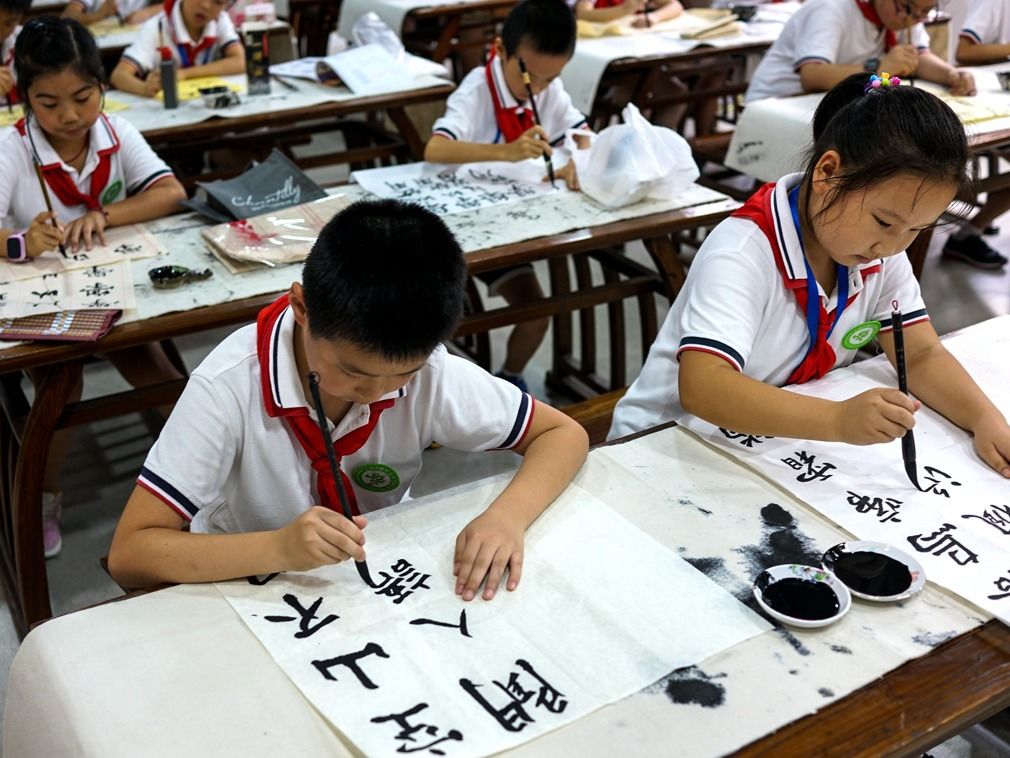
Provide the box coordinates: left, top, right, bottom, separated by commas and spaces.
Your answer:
14, 16, 105, 114
804, 73, 970, 215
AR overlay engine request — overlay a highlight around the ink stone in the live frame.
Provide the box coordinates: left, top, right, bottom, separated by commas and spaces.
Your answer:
762, 579, 840, 621
831, 551, 911, 597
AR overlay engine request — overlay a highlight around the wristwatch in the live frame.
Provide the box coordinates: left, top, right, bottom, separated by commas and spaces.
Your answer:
863, 57, 880, 73
5, 231, 27, 262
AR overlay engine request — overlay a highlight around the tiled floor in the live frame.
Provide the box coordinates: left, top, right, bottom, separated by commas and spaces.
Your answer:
1, 223, 1009, 755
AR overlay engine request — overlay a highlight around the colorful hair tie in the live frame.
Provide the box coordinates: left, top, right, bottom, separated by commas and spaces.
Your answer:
864, 72, 902, 94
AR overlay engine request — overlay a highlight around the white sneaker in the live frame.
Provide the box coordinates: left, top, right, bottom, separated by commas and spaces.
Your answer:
42, 491, 62, 559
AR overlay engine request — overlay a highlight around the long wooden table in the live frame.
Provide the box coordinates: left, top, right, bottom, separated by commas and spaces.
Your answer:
0, 191, 738, 638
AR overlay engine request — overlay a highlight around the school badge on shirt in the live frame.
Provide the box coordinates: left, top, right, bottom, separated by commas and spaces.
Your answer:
841, 320, 881, 350
352, 463, 400, 492
101, 180, 123, 206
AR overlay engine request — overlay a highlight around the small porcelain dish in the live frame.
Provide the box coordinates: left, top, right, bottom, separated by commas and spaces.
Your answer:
997, 71, 1010, 92
752, 564, 852, 629
729, 3, 758, 21
822, 541, 926, 602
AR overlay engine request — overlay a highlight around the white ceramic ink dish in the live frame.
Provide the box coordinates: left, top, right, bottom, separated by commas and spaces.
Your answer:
752, 563, 852, 629
821, 540, 926, 602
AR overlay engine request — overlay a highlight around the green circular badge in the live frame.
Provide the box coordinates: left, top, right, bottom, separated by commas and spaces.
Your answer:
100, 180, 123, 206
841, 320, 881, 350
352, 463, 400, 492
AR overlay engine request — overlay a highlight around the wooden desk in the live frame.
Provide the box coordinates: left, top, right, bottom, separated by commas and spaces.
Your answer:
4, 419, 1002, 756
0, 187, 737, 637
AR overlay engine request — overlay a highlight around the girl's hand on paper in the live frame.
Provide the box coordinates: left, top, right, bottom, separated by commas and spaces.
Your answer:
947, 69, 976, 97
880, 45, 918, 78
276, 506, 368, 571
25, 211, 63, 258
553, 161, 580, 190
971, 412, 1010, 478
66, 209, 108, 253
506, 125, 552, 162
454, 508, 525, 601
835, 387, 919, 445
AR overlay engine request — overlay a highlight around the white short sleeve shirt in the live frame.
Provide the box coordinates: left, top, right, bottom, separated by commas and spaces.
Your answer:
745, 0, 930, 102
0, 113, 173, 230
608, 173, 929, 439
138, 304, 537, 533
960, 0, 1010, 46
121, 1, 240, 76
431, 55, 587, 146
67, 0, 151, 18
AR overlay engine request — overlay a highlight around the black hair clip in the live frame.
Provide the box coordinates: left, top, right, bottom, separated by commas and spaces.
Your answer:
148, 265, 213, 289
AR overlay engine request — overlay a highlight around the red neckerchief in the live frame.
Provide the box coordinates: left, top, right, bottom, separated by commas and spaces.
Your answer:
732, 183, 839, 384
485, 48, 536, 144
163, 0, 218, 68
593, 0, 623, 6
854, 0, 897, 52
3, 43, 18, 105
17, 114, 119, 212
256, 294, 396, 516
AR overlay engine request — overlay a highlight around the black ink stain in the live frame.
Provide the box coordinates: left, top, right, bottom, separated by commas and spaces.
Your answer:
776, 627, 812, 657
818, 687, 834, 698
788, 669, 799, 675
913, 631, 957, 648
735, 503, 823, 576
676, 496, 712, 516
830, 645, 852, 655
654, 666, 726, 708
761, 503, 795, 527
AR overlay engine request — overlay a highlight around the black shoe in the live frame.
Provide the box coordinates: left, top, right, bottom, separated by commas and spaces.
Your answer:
984, 224, 1000, 236
942, 235, 1009, 270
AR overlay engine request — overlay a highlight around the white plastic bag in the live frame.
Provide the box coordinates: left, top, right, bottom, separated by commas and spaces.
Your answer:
570, 104, 699, 208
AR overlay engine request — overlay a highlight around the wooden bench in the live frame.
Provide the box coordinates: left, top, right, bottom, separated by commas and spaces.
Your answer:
561, 387, 627, 446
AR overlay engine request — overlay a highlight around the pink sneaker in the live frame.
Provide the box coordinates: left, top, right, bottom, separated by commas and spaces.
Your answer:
42, 491, 62, 559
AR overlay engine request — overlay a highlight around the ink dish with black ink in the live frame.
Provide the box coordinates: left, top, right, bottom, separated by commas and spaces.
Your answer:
822, 541, 925, 602
752, 564, 851, 628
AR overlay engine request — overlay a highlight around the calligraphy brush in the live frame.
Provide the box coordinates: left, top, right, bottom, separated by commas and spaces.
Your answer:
906, 27, 915, 88
890, 306, 919, 489
32, 159, 67, 258
517, 57, 556, 188
307, 371, 374, 586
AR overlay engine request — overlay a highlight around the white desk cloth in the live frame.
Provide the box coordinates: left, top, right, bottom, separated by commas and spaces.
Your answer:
336, 0, 468, 42
0, 181, 730, 352
726, 64, 1010, 183
3, 417, 987, 756
559, 5, 797, 117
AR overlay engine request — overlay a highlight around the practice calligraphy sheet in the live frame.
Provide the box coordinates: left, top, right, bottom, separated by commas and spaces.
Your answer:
218, 483, 769, 756
0, 224, 165, 283
352, 161, 562, 216
682, 316, 1010, 625
0, 260, 135, 318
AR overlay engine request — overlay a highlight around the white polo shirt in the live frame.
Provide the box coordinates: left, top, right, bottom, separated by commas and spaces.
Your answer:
608, 173, 929, 439
745, 0, 930, 102
431, 55, 587, 147
120, 1, 240, 76
0, 113, 173, 230
138, 305, 536, 533
960, 0, 1010, 46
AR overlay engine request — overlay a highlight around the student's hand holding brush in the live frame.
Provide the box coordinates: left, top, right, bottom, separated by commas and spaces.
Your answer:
504, 125, 553, 162
23, 211, 65, 259
274, 506, 369, 572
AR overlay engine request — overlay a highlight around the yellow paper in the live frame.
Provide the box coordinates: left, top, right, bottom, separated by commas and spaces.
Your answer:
0, 99, 129, 128
155, 76, 244, 103
940, 94, 1010, 126
88, 17, 140, 37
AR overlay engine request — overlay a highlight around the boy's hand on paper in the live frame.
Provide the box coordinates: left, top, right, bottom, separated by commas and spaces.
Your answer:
142, 69, 162, 98
25, 211, 63, 258
947, 69, 976, 97
276, 506, 368, 571
836, 387, 919, 445
506, 126, 552, 162
99, 0, 119, 20
454, 508, 525, 601
0, 68, 13, 98
66, 209, 108, 253
971, 412, 1010, 478
553, 161, 580, 190
880, 45, 918, 77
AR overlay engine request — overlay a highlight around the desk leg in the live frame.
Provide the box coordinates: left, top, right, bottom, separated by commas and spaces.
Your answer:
8, 361, 82, 637
387, 107, 425, 161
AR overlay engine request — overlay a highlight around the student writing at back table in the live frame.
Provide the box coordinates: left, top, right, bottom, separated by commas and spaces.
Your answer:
63, 0, 161, 27
425, 0, 589, 394
108, 200, 589, 602
938, 0, 1010, 271
110, 0, 244, 97
570, 0, 683, 28
0, 0, 28, 109
0, 17, 188, 557
610, 74, 1010, 479
745, 0, 976, 102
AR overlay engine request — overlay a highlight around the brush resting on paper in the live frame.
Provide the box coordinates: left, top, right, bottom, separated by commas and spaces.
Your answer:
890, 306, 919, 489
